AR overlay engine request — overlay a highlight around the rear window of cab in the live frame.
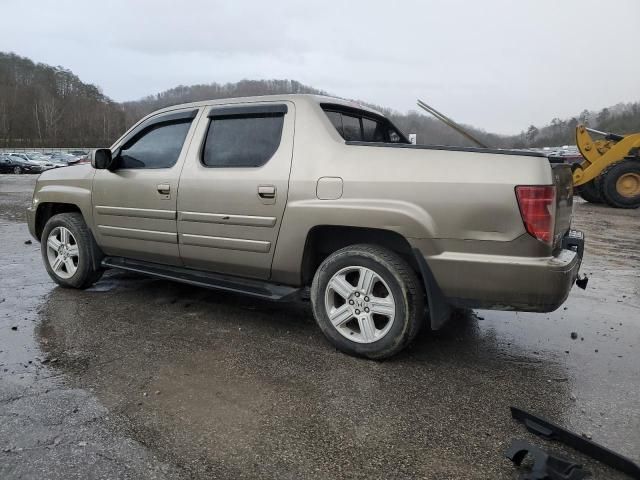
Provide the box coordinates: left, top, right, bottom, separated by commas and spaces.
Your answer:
321, 104, 409, 144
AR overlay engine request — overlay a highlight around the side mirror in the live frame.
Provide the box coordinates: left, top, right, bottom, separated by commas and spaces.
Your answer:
90, 149, 114, 170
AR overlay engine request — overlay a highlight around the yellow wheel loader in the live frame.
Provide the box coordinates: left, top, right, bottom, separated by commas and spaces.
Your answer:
573, 125, 640, 208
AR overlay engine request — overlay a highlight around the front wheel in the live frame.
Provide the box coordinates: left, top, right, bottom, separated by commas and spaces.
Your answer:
41, 212, 104, 288
311, 244, 425, 359
13, 166, 22, 174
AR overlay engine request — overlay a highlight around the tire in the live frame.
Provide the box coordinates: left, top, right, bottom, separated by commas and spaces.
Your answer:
596, 159, 640, 209
41, 212, 104, 288
13, 166, 22, 174
576, 180, 602, 203
310, 244, 425, 359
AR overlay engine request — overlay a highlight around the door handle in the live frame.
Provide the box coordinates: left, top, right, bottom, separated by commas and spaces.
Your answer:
157, 184, 171, 195
257, 185, 276, 199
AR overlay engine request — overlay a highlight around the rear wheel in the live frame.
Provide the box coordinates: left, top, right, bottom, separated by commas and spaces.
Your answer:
597, 159, 640, 209
41, 212, 104, 288
576, 180, 602, 203
311, 244, 424, 359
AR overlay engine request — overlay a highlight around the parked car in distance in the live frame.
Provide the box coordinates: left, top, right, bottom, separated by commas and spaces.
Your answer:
49, 158, 70, 167
27, 94, 585, 359
44, 152, 80, 167
25, 152, 64, 168
0, 154, 45, 174
7, 152, 55, 170
69, 154, 91, 165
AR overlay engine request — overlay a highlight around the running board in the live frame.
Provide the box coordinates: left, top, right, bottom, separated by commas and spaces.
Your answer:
101, 256, 301, 301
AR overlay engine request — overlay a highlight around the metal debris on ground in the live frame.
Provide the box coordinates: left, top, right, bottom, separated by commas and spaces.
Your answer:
575, 275, 589, 290
511, 407, 640, 479
505, 439, 586, 480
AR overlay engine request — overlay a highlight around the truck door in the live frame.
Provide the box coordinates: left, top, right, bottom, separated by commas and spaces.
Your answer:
92, 108, 201, 265
177, 102, 294, 280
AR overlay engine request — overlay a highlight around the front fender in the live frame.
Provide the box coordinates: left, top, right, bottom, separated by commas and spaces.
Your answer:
33, 185, 94, 229
30, 165, 96, 238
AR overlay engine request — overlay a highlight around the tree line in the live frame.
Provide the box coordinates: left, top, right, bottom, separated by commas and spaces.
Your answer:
1, 51, 639, 149
0, 52, 126, 148
518, 103, 640, 148
121, 79, 326, 128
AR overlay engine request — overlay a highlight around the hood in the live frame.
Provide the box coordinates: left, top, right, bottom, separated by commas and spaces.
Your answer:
38, 162, 94, 181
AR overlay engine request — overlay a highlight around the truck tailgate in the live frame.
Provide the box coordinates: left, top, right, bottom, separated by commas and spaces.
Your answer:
552, 164, 574, 249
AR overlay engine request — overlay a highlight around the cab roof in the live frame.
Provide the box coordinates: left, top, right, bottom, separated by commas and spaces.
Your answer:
151, 94, 384, 117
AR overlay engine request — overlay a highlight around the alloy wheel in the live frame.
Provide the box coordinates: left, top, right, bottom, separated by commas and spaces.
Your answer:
324, 266, 396, 343
46, 226, 79, 279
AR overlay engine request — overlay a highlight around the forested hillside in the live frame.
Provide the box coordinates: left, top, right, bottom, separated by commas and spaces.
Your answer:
122, 83, 518, 148
0, 52, 125, 147
515, 103, 640, 148
1, 51, 638, 148
121, 79, 327, 128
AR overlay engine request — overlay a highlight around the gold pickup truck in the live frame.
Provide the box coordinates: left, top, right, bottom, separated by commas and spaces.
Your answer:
27, 94, 584, 359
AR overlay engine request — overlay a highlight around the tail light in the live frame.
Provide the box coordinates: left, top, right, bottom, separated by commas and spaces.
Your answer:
515, 186, 556, 244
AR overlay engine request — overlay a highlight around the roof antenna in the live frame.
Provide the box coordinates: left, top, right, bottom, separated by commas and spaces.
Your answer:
416, 99, 489, 148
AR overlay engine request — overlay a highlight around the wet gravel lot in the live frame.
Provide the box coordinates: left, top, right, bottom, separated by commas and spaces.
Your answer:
1, 174, 638, 479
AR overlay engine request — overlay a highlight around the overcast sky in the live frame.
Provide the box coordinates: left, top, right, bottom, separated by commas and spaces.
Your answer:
2, 0, 639, 133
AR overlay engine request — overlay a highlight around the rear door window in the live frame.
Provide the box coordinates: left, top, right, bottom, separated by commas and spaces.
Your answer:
202, 115, 284, 168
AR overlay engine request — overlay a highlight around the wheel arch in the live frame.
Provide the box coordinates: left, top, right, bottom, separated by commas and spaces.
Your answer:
299, 225, 451, 330
35, 202, 83, 240
300, 225, 418, 286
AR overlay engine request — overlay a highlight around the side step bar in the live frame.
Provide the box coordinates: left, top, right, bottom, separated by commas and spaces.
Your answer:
101, 256, 301, 301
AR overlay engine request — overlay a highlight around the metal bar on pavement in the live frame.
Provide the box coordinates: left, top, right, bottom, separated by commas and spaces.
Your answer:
511, 406, 640, 479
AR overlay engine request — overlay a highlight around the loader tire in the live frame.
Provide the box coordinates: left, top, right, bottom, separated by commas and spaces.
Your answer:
576, 180, 602, 204
597, 159, 640, 209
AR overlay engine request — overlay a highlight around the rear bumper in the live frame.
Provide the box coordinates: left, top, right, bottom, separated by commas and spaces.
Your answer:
422, 231, 584, 313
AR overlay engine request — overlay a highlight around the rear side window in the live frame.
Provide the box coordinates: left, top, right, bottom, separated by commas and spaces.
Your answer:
325, 111, 343, 137
202, 115, 284, 168
119, 120, 192, 169
362, 118, 384, 142
322, 105, 409, 144
341, 114, 362, 141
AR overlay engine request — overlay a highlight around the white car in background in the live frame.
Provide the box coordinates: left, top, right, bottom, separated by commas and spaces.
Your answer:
7, 152, 56, 170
